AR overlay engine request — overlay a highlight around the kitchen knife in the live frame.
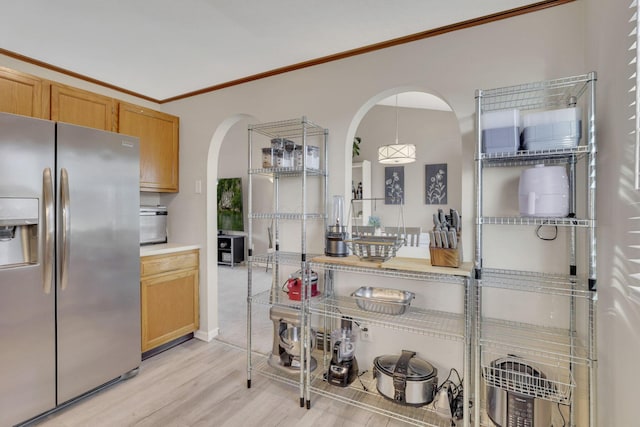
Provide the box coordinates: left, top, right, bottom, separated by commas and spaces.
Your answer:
451, 209, 461, 232
434, 230, 443, 248
449, 230, 457, 249
433, 213, 440, 230
441, 230, 449, 248
438, 209, 447, 227
428, 231, 436, 247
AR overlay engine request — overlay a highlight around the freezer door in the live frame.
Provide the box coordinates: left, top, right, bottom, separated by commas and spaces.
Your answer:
0, 113, 56, 425
56, 123, 140, 404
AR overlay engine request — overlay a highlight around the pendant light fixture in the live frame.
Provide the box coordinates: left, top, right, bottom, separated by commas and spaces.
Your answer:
378, 94, 416, 164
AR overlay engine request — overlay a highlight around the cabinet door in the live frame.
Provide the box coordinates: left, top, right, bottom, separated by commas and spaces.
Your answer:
118, 102, 179, 193
141, 268, 199, 352
0, 67, 49, 119
51, 83, 115, 131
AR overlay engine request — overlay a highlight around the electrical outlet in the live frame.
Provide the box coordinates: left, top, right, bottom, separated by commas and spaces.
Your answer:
360, 325, 373, 342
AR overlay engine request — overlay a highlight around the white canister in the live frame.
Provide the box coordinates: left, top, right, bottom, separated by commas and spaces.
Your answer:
518, 164, 569, 217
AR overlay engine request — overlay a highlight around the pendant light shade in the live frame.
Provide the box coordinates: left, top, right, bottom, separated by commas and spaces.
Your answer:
378, 143, 416, 164
378, 94, 416, 164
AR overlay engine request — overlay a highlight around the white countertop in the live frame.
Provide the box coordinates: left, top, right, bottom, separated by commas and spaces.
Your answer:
140, 243, 201, 257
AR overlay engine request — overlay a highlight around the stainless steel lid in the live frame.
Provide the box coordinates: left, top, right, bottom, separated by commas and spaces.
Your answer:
374, 350, 436, 381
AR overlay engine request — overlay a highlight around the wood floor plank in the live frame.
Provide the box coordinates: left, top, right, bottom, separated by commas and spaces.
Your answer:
33, 339, 421, 427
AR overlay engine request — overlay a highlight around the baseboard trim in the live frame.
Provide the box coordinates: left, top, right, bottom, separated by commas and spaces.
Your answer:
195, 328, 219, 342
142, 333, 194, 360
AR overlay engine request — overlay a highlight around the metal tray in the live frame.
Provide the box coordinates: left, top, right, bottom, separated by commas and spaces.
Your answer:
351, 286, 415, 315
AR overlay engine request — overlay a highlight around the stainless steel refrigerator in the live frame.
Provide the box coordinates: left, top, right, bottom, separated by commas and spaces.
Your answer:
0, 112, 141, 426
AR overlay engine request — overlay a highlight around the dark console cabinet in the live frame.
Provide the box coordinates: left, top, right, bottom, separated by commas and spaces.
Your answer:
217, 235, 245, 267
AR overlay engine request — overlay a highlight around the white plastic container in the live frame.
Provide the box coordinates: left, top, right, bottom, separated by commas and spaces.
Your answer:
275, 148, 293, 168
518, 164, 569, 217
481, 109, 521, 154
294, 145, 320, 169
522, 107, 581, 150
262, 147, 274, 168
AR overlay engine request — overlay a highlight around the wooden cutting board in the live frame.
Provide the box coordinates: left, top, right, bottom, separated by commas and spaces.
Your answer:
382, 257, 473, 277
310, 255, 473, 277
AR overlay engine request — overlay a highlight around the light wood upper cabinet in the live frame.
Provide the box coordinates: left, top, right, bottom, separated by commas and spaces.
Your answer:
51, 83, 115, 131
0, 67, 49, 119
118, 102, 179, 193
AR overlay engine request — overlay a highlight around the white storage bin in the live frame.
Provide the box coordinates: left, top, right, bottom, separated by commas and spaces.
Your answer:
522, 107, 582, 150
481, 109, 521, 154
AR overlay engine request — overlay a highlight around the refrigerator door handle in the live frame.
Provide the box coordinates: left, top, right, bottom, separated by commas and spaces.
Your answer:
60, 168, 70, 291
43, 168, 54, 294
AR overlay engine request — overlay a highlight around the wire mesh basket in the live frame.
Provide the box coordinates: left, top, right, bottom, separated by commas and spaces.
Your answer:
345, 235, 405, 262
345, 197, 407, 262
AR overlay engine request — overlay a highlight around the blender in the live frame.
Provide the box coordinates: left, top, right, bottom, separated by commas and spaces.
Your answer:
325, 195, 349, 257
327, 317, 358, 387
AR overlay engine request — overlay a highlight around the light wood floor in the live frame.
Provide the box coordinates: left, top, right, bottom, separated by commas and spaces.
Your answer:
34, 339, 406, 427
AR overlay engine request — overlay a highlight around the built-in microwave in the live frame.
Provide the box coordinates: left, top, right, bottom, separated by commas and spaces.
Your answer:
140, 205, 167, 245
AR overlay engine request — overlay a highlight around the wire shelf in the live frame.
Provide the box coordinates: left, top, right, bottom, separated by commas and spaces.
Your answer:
253, 354, 302, 388
248, 166, 326, 177
249, 117, 328, 139
480, 317, 590, 366
480, 353, 575, 405
310, 371, 454, 427
249, 212, 326, 221
478, 216, 593, 227
478, 145, 590, 166
250, 289, 326, 310
478, 73, 594, 112
310, 295, 464, 341
479, 268, 592, 298
308, 260, 468, 285
250, 251, 322, 267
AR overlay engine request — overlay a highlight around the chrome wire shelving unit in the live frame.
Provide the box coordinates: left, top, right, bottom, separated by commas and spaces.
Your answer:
309, 257, 474, 427
474, 73, 597, 427
246, 117, 328, 409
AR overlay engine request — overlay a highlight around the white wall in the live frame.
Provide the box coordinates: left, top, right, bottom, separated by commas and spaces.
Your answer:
584, 1, 640, 426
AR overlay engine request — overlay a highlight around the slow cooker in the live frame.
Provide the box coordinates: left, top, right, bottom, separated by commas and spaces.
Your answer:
373, 350, 438, 406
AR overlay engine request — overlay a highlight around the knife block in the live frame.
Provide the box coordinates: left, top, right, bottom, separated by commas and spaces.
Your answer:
429, 235, 462, 268
429, 247, 460, 268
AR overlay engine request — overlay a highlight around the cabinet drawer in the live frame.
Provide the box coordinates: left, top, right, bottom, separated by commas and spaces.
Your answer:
141, 250, 198, 276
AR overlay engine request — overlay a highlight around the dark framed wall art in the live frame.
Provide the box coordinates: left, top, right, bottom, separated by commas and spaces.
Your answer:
425, 163, 447, 205
384, 166, 404, 205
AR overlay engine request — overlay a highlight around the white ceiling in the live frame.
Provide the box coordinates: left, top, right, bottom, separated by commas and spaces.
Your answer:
1, 0, 539, 101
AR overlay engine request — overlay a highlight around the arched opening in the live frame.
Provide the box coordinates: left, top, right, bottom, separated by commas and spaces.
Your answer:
344, 88, 462, 253
205, 113, 272, 353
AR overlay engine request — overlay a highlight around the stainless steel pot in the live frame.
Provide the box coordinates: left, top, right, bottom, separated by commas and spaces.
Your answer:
373, 350, 438, 406
485, 357, 554, 427
279, 326, 316, 357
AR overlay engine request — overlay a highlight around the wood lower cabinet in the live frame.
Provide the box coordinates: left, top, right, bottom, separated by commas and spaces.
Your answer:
0, 66, 48, 118
118, 102, 179, 192
51, 83, 115, 131
140, 249, 199, 353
